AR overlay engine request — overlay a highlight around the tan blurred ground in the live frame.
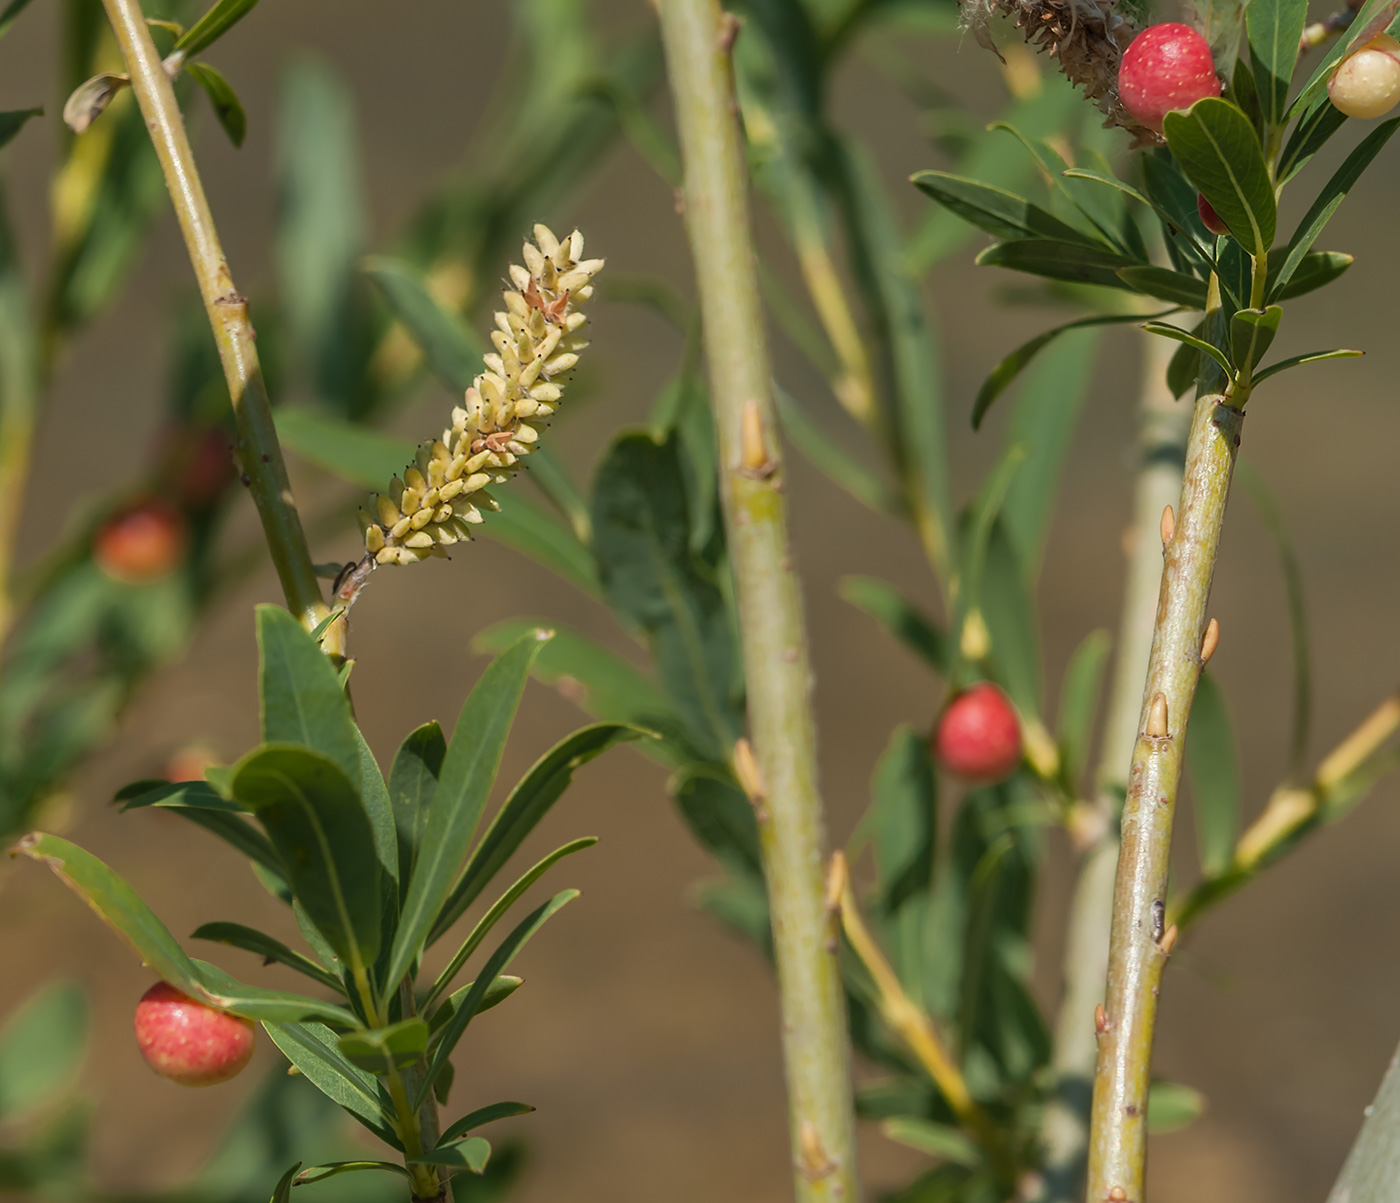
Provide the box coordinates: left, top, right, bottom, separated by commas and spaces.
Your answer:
1, 3, 1398, 1201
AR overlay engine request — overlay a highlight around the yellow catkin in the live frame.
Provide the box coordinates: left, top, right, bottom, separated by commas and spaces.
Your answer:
362, 224, 602, 566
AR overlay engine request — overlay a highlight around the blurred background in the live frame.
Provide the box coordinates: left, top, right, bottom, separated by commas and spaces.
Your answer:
1, 1, 1397, 1201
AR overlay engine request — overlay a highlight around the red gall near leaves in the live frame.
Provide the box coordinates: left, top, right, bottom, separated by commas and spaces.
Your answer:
932, 682, 1023, 784
134, 981, 255, 1087
1117, 24, 1221, 133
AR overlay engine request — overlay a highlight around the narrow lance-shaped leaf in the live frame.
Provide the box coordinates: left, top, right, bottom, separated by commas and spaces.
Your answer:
1057, 629, 1111, 789
174, 0, 261, 57
231, 745, 383, 976
191, 921, 344, 993
430, 723, 643, 941
1163, 98, 1276, 259
839, 576, 947, 672
337, 1017, 430, 1073
389, 721, 446, 894
1272, 118, 1400, 299
1184, 672, 1242, 876
974, 239, 1139, 290
0, 107, 41, 150
262, 1022, 400, 1147
1141, 321, 1235, 378
438, 1101, 535, 1144
1116, 266, 1208, 308
1247, 0, 1308, 125
1231, 305, 1282, 377
910, 171, 1108, 248
417, 891, 579, 1106
295, 1162, 409, 1185
362, 256, 482, 390
385, 632, 548, 996
184, 62, 246, 147
409, 1137, 491, 1172
1253, 347, 1363, 384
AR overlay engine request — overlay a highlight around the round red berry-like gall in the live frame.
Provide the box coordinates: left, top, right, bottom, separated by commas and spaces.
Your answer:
1329, 34, 1400, 119
1196, 193, 1229, 236
1118, 24, 1222, 132
134, 981, 255, 1087
94, 499, 188, 583
932, 682, 1022, 784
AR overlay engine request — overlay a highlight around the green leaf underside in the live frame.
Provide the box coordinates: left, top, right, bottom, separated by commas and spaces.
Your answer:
427, 975, 524, 1042
1141, 321, 1235, 376
1185, 672, 1242, 876
191, 921, 343, 993
0, 108, 42, 150
263, 1021, 400, 1148
1162, 99, 1276, 259
409, 1136, 491, 1171
1253, 348, 1362, 384
389, 721, 447, 897
185, 61, 246, 147
438, 1101, 534, 1144
1116, 266, 1208, 308
1247, 0, 1308, 125
975, 239, 1138, 289
1230, 305, 1282, 376
839, 576, 947, 671
230, 744, 383, 973
386, 632, 548, 996
294, 1161, 409, 1185
911, 171, 1109, 248
174, 0, 261, 56
362, 256, 483, 391
336, 1017, 430, 1072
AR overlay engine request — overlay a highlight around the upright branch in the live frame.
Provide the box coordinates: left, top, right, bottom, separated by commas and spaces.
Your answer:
1086, 376, 1244, 1200
1038, 337, 1190, 1202
99, 0, 326, 633
658, 3, 860, 1200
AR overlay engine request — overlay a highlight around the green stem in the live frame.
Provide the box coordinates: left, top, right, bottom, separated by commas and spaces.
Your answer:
0, 186, 36, 655
1086, 384, 1245, 1201
657, 4, 861, 1201
98, 0, 328, 635
1036, 336, 1190, 1202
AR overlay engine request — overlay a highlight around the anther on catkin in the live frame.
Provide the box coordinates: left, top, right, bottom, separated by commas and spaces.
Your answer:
360, 224, 602, 567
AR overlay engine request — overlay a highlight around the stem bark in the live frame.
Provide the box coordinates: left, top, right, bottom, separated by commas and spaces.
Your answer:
658, 3, 860, 1200
99, 0, 327, 633
1086, 387, 1245, 1201
1037, 338, 1190, 1201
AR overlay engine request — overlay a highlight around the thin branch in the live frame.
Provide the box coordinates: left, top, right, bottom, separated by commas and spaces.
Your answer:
1037, 336, 1190, 1201
1087, 370, 1245, 1200
657, 4, 861, 1200
99, 0, 328, 636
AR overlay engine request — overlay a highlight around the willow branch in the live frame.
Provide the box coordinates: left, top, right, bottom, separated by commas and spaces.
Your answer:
1036, 336, 1190, 1202
1086, 377, 1244, 1201
658, 4, 860, 1200
99, 0, 328, 635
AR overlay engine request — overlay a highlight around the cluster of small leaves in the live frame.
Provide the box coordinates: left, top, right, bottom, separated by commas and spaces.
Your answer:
930, 0, 1400, 426
14, 607, 640, 1196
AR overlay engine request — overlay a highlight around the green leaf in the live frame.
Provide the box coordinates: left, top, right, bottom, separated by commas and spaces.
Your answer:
479, 496, 601, 598
910, 171, 1106, 248
473, 618, 691, 761
0, 108, 41, 150
591, 432, 741, 759
389, 722, 446, 895
1237, 463, 1311, 781
1273, 119, 1400, 299
974, 239, 1138, 289
439, 1102, 534, 1144
336, 1018, 430, 1073
0, 0, 40, 39
1277, 97, 1347, 185
1247, 0, 1308, 125
1140, 151, 1215, 251
184, 62, 245, 147
274, 408, 410, 489
263, 1022, 400, 1147
427, 976, 524, 1043
1057, 630, 1111, 790
1140, 321, 1235, 377
386, 632, 548, 996
430, 724, 641, 940
174, 0, 261, 57
1288, 0, 1399, 117
1167, 336, 1201, 399
12, 832, 207, 997
121, 783, 286, 883
1001, 326, 1103, 576
839, 576, 947, 671
1231, 305, 1282, 376
191, 921, 343, 993
976, 519, 1044, 715
869, 726, 937, 916
1147, 1080, 1207, 1134
672, 770, 763, 880
1184, 672, 1242, 876
410, 1137, 491, 1172
1252, 347, 1363, 384
1062, 166, 1211, 268
190, 960, 361, 1026
352, 726, 398, 902
1162, 99, 1276, 259
970, 311, 1154, 431
418, 892, 579, 1105
427, 839, 594, 1004
256, 605, 359, 784
267, 1163, 300, 1203
1201, 0, 1251, 75
295, 1161, 409, 1185
881, 1117, 981, 1167
1271, 250, 1353, 301
362, 255, 482, 391
231, 745, 383, 975
775, 385, 902, 516
0, 981, 86, 1121
1116, 266, 1208, 308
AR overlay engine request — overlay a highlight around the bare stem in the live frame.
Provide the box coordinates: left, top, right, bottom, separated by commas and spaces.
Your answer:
658, 3, 860, 1200
1086, 386, 1245, 1201
99, 0, 328, 634
1037, 338, 1190, 1201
